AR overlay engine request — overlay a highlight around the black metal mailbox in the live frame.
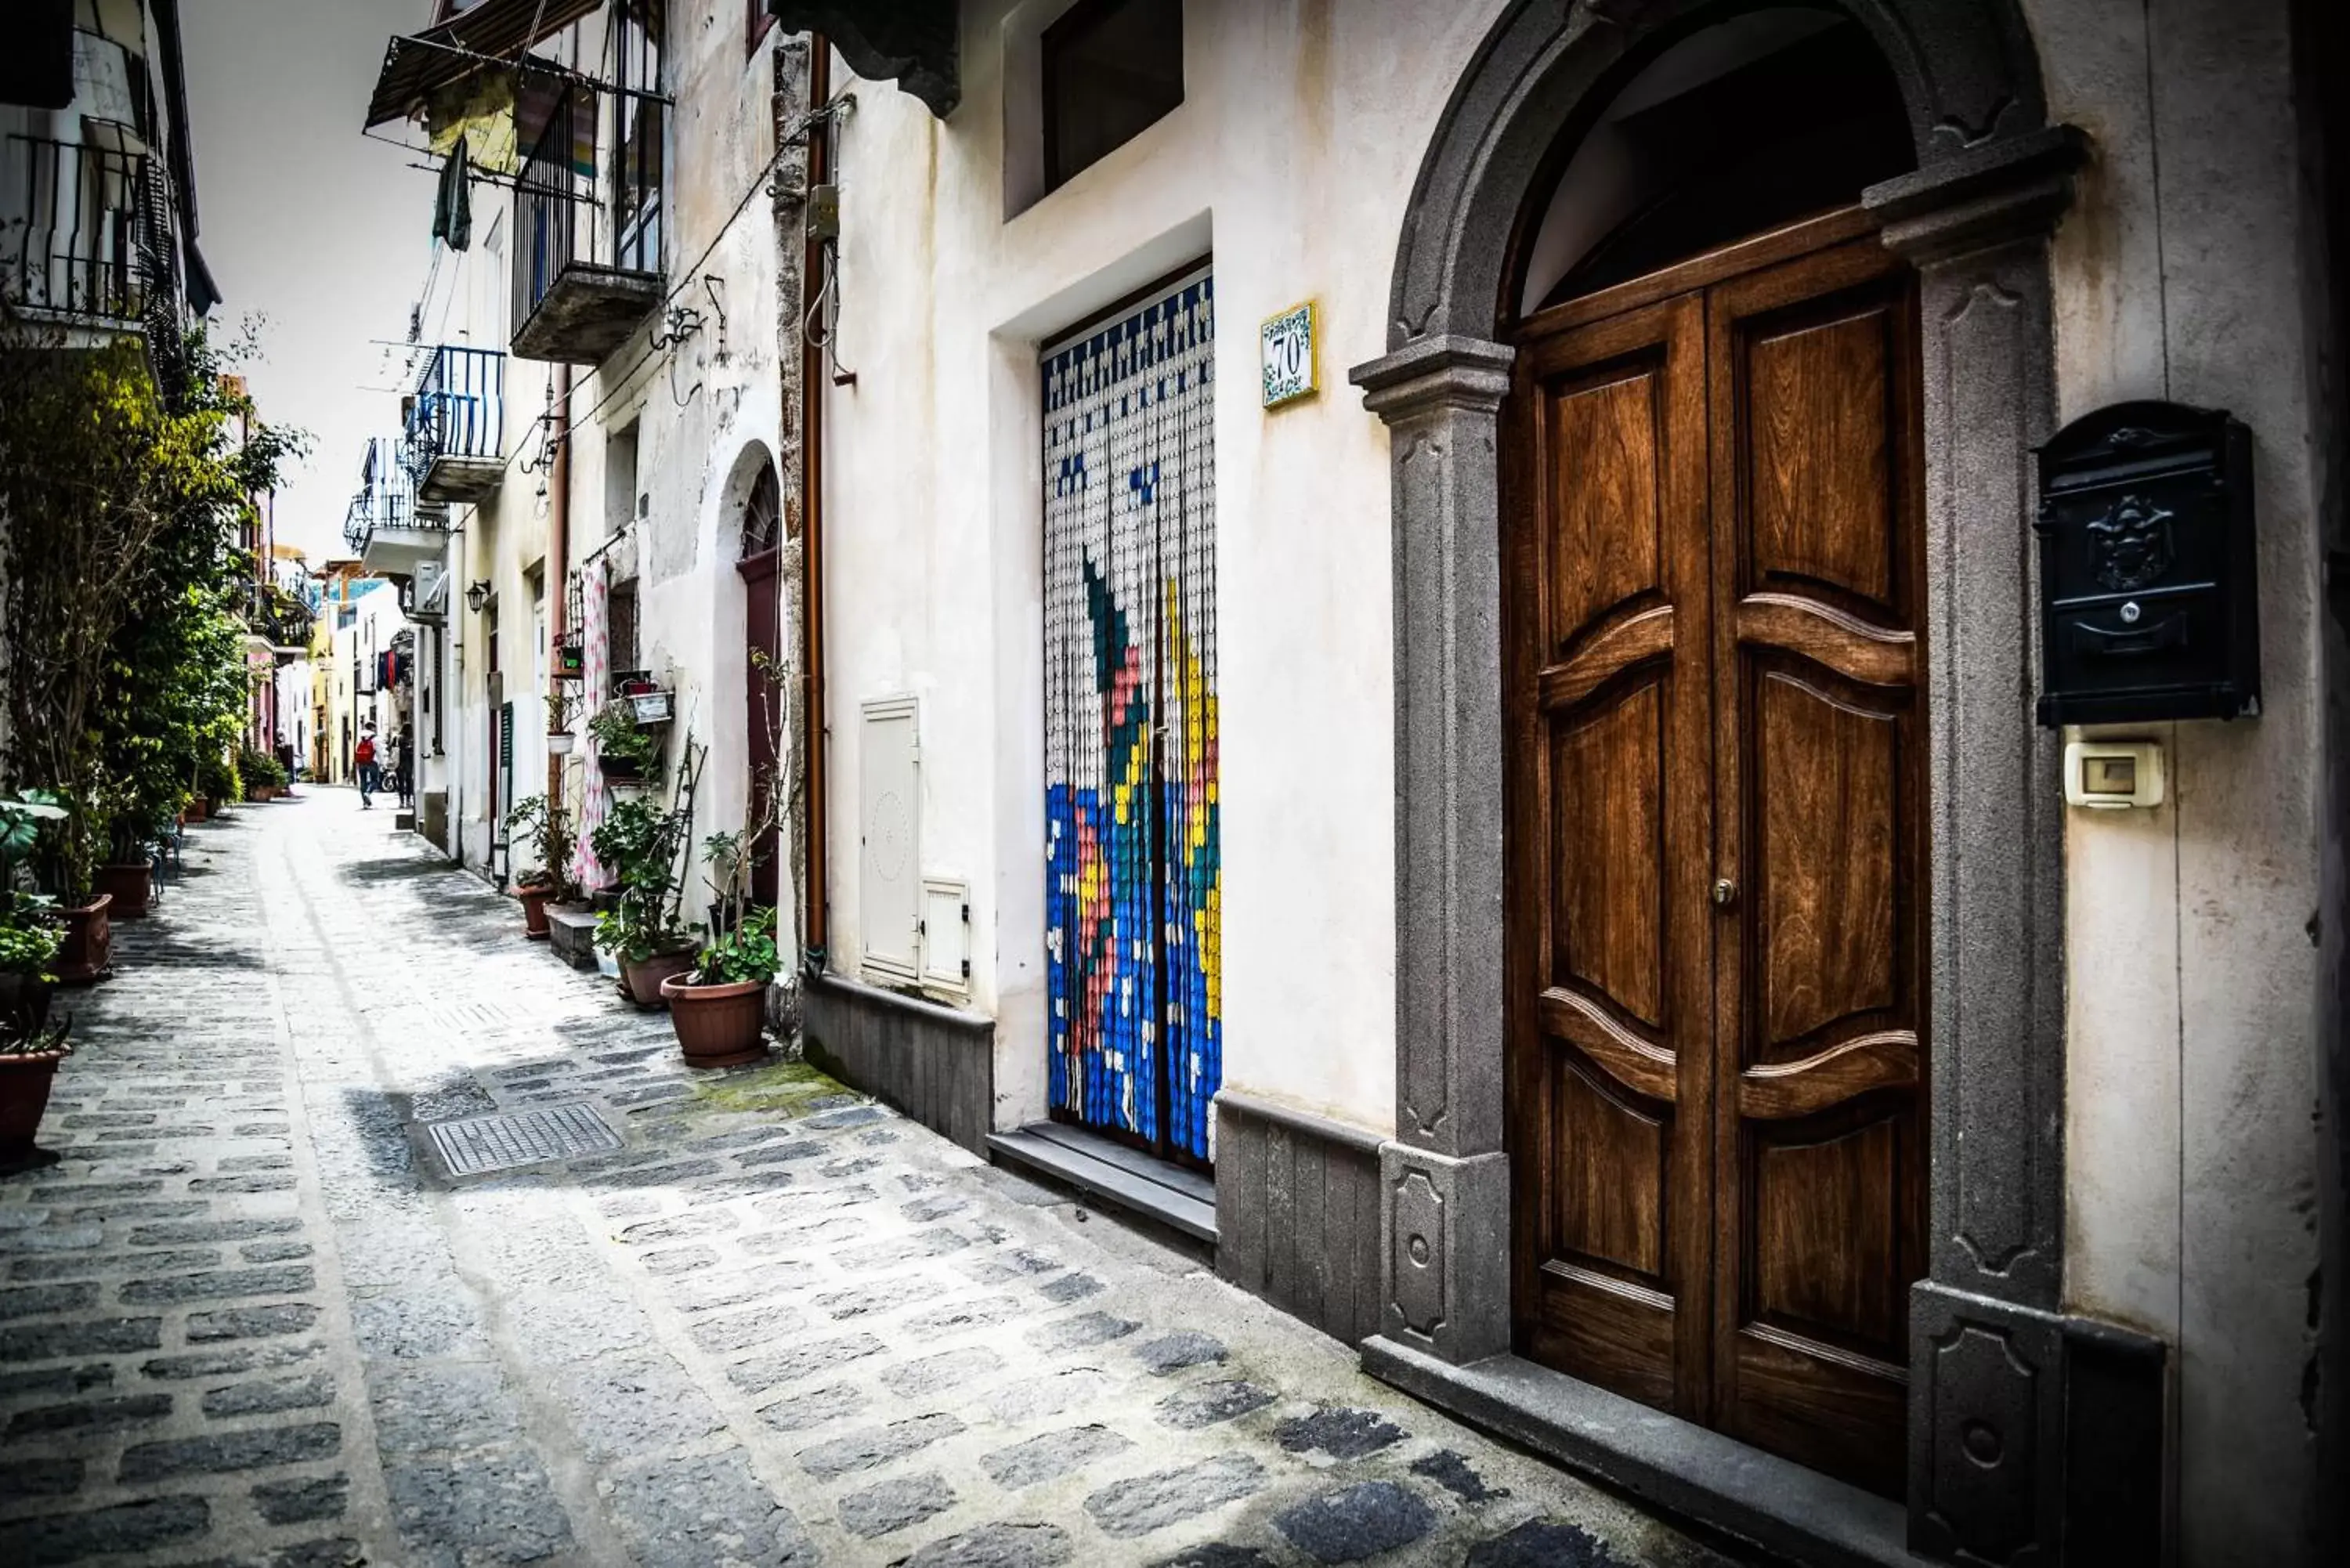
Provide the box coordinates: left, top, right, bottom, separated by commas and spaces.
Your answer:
2034, 399, 2258, 726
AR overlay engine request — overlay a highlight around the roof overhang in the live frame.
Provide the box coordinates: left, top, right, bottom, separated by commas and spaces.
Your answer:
365, 0, 602, 130
768, 1, 959, 117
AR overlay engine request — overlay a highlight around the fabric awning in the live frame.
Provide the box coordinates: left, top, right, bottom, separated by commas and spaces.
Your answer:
363, 0, 603, 129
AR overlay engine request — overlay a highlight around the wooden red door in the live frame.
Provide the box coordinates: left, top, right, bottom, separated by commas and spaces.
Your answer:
739, 551, 782, 910
1506, 215, 1925, 1497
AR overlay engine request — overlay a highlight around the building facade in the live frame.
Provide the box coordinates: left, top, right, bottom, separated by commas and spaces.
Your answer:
768, 1, 2345, 1563
357, 0, 814, 912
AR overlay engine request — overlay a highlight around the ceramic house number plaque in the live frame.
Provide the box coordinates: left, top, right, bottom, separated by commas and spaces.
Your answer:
1260, 301, 1316, 408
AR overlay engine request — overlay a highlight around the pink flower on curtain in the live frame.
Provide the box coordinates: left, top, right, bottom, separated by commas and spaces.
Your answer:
570, 562, 610, 891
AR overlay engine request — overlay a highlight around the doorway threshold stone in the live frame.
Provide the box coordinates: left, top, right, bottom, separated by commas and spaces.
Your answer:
1361, 1335, 1915, 1568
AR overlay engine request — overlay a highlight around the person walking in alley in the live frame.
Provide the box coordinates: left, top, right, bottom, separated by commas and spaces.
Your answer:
395, 729, 415, 811
355, 726, 379, 809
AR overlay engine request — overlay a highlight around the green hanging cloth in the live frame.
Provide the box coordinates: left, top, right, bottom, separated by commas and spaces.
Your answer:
432, 138, 472, 252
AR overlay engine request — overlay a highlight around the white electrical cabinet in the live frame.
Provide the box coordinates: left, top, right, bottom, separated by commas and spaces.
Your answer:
859, 697, 920, 981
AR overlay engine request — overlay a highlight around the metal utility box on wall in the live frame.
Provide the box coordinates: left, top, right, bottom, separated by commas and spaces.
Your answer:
859, 697, 920, 984
2034, 399, 2259, 725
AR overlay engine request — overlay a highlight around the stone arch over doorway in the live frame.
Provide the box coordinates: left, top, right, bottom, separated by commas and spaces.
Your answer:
1347, 3, 2142, 1560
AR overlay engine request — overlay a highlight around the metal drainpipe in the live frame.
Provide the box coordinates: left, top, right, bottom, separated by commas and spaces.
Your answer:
547, 365, 572, 824
800, 38, 831, 964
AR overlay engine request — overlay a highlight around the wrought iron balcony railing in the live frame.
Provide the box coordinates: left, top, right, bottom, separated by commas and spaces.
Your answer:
343, 436, 428, 556
405, 344, 504, 468
244, 582, 315, 651
2, 135, 157, 324
509, 69, 667, 363
404, 345, 505, 502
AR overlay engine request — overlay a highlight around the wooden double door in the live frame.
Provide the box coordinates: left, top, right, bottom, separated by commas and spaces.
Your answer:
1503, 216, 1926, 1498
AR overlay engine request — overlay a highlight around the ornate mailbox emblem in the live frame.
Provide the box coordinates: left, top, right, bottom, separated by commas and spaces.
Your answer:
2087, 494, 2173, 591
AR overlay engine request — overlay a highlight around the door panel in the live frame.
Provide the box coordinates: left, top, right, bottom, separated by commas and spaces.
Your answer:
1708, 240, 1924, 1498
1507, 294, 1714, 1422
1508, 223, 1925, 1499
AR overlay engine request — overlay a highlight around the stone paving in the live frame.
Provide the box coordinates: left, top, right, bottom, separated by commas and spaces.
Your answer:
1, 789, 1748, 1567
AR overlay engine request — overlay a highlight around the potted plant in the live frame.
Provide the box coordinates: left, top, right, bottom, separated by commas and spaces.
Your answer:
0, 1015, 71, 1177
589, 699, 663, 785
660, 824, 778, 1066
590, 793, 698, 1004
661, 905, 777, 1068
92, 813, 157, 920
504, 793, 581, 939
240, 747, 287, 802
197, 753, 241, 817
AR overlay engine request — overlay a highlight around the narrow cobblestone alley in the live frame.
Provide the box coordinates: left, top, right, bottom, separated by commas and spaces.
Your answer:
1, 793, 1744, 1568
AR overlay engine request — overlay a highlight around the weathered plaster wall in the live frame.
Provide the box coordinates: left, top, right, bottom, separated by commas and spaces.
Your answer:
2033, 0, 2323, 1555
822, 0, 1506, 1136
562, 10, 798, 948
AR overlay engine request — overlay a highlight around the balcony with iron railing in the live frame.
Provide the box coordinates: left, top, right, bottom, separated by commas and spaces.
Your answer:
1, 135, 166, 329
404, 344, 505, 503
244, 582, 316, 661
509, 71, 667, 365
344, 435, 450, 576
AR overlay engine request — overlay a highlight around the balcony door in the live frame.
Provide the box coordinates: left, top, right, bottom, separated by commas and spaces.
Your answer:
1504, 221, 1927, 1497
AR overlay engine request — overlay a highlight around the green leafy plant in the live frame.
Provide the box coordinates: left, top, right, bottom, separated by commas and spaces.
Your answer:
693, 904, 779, 987
239, 748, 288, 790
505, 793, 581, 900
1, 312, 305, 901
0, 1015, 72, 1059
588, 794, 695, 961
0, 882, 62, 982
197, 752, 242, 810
588, 699, 663, 781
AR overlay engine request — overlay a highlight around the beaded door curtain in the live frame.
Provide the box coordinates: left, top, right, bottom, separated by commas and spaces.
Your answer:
1042, 269, 1220, 1164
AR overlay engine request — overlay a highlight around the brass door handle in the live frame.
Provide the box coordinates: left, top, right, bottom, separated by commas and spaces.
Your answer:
1712, 877, 1737, 908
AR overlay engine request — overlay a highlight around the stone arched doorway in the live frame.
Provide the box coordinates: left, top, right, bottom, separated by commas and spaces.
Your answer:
1347, 3, 2149, 1561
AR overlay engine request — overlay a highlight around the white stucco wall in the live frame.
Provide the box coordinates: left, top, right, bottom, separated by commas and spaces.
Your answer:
821, 0, 1509, 1135
2031, 0, 2323, 1555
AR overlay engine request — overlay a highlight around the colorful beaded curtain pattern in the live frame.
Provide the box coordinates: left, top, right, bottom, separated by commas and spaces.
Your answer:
1043, 271, 1220, 1162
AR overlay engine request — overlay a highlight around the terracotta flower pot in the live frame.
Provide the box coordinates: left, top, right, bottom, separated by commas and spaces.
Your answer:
184, 797, 208, 823
54, 895, 112, 986
94, 862, 151, 921
0, 1047, 67, 1173
619, 948, 697, 1009
517, 883, 555, 939
658, 974, 770, 1068
0, 972, 53, 1035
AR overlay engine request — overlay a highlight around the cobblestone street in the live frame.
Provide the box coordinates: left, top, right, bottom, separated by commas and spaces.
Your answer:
1, 793, 1742, 1568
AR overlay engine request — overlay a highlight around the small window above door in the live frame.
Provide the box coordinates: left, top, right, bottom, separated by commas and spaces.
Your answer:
1043, 0, 1184, 191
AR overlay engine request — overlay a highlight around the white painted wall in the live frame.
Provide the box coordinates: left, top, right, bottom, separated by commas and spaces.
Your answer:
2030, 0, 2323, 1555
821, 0, 1505, 1136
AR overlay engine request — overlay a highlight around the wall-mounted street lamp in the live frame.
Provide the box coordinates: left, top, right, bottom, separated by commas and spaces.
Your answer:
465, 581, 492, 613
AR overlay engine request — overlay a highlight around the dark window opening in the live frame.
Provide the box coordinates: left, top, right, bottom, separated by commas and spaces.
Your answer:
1043, 0, 1183, 192
741, 465, 780, 558
1532, 18, 1914, 312
607, 582, 641, 677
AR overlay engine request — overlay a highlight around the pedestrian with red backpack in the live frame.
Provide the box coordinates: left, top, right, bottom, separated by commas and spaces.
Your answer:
355, 727, 380, 809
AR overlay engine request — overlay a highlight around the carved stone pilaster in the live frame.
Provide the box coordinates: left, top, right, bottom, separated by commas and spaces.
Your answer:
1379, 1140, 1510, 1366
1352, 336, 1515, 1163
1866, 126, 2084, 1316
1910, 1283, 2068, 1567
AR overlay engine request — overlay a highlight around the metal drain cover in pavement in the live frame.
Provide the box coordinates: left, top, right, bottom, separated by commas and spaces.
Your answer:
424, 1104, 622, 1176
